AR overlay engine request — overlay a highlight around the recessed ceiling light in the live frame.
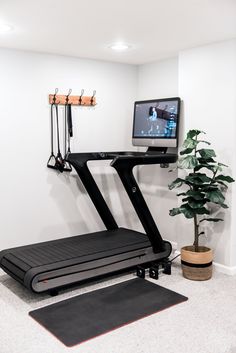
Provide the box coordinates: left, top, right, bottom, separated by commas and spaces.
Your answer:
109, 43, 131, 51
0, 24, 13, 33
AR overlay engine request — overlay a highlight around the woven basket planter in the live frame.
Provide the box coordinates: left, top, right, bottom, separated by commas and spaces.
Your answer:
181, 246, 213, 281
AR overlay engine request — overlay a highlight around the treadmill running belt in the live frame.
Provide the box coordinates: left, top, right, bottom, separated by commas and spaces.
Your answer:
4, 228, 149, 267
29, 278, 188, 347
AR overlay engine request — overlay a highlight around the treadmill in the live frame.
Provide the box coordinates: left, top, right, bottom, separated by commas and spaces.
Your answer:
0, 151, 177, 293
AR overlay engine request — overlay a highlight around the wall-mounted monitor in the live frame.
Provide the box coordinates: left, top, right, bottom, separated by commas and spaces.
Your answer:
132, 97, 181, 148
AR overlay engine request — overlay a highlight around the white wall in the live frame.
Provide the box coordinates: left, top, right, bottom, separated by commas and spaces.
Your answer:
137, 40, 236, 269
178, 39, 236, 267
138, 57, 179, 100
137, 57, 179, 244
0, 48, 138, 248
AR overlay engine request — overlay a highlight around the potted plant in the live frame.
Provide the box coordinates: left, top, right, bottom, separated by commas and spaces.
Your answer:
168, 129, 234, 280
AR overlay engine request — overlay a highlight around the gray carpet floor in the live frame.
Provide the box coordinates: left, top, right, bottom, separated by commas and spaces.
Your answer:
0, 262, 236, 353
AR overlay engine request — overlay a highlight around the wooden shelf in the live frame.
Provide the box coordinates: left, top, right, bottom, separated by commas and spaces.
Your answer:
49, 94, 96, 106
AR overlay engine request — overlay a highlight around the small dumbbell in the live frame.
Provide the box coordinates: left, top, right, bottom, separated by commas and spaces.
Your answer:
163, 261, 172, 275
136, 266, 146, 279
149, 265, 159, 280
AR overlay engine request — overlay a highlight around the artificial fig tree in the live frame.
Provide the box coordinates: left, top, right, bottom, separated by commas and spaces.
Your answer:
168, 129, 234, 252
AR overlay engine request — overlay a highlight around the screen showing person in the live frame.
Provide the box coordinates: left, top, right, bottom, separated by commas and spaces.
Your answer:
133, 97, 180, 146
133, 100, 178, 138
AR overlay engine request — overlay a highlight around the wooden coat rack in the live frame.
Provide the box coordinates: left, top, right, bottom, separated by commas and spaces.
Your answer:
49, 89, 96, 106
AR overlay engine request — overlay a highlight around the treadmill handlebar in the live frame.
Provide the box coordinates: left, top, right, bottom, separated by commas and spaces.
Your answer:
110, 153, 177, 168
66, 151, 177, 167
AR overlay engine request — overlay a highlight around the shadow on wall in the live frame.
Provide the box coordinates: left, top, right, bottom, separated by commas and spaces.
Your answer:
42, 166, 139, 241
41, 171, 99, 241
94, 170, 140, 231
137, 165, 179, 243
137, 164, 178, 188
112, 174, 141, 231
203, 206, 232, 266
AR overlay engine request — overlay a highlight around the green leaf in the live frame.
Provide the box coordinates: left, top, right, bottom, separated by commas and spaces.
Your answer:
185, 190, 206, 200
189, 199, 207, 209
168, 178, 186, 190
198, 140, 211, 145
183, 138, 198, 150
200, 218, 223, 223
200, 185, 218, 193
170, 203, 209, 219
215, 175, 235, 183
178, 156, 199, 169
198, 149, 216, 159
180, 148, 195, 155
218, 162, 228, 167
198, 157, 216, 164
195, 207, 210, 215
216, 181, 228, 188
176, 192, 187, 197
195, 163, 221, 173
194, 164, 216, 172
182, 197, 207, 209
185, 173, 212, 185
187, 130, 204, 139
179, 204, 195, 218
169, 207, 182, 216
206, 189, 225, 204
221, 203, 229, 208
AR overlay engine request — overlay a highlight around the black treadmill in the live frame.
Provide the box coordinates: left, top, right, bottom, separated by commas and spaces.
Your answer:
0, 151, 177, 293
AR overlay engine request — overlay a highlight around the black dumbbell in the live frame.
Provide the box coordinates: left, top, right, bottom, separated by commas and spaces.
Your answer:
149, 265, 159, 280
163, 261, 171, 275
136, 266, 146, 279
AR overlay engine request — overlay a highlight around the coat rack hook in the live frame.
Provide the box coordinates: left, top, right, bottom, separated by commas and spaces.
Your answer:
53, 88, 59, 104
90, 90, 96, 106
79, 89, 84, 105
66, 88, 72, 104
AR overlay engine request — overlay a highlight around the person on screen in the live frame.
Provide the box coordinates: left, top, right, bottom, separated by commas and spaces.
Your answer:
164, 117, 176, 137
149, 106, 157, 120
148, 107, 159, 134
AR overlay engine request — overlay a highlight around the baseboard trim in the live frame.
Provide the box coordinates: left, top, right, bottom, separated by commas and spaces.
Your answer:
213, 262, 236, 276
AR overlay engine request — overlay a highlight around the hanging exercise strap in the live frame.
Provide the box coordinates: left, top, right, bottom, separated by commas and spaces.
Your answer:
68, 104, 73, 138
47, 90, 62, 170
67, 103, 73, 154
62, 92, 72, 172
47, 103, 57, 169
47, 90, 73, 173
64, 98, 67, 158
54, 104, 65, 173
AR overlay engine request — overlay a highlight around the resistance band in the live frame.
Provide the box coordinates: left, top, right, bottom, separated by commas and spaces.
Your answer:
47, 95, 72, 173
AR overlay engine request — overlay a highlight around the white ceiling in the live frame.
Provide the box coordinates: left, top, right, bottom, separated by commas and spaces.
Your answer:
0, 0, 236, 65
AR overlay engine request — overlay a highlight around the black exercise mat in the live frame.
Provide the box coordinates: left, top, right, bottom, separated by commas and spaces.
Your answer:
29, 278, 188, 347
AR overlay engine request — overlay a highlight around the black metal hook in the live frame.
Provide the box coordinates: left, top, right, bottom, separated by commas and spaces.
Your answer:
66, 88, 72, 104
90, 90, 96, 106
79, 89, 84, 105
53, 88, 58, 104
